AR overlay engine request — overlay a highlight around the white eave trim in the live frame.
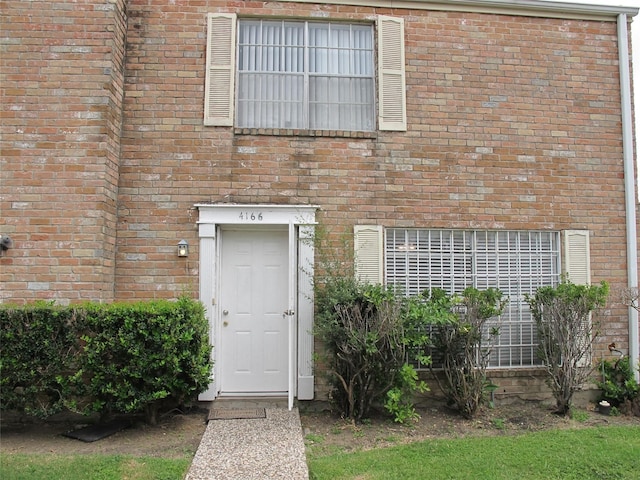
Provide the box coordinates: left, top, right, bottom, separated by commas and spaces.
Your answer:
271, 0, 638, 20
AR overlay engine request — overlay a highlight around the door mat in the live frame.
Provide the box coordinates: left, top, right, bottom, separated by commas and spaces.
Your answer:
209, 408, 266, 421
62, 419, 132, 443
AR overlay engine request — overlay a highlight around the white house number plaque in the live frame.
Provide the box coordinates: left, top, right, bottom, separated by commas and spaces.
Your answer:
238, 211, 264, 222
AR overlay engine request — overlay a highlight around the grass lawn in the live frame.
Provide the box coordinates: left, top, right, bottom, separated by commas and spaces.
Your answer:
3, 425, 638, 480
0, 454, 190, 480
308, 426, 640, 480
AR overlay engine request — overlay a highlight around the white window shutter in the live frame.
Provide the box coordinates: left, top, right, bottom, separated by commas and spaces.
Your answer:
204, 13, 236, 126
563, 230, 593, 367
354, 225, 384, 284
377, 16, 407, 131
563, 230, 591, 285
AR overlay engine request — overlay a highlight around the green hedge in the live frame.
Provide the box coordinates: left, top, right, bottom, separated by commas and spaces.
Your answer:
0, 303, 85, 418
0, 297, 212, 424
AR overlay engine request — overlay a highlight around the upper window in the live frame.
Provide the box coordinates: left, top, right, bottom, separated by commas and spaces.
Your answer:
236, 20, 375, 131
205, 13, 407, 132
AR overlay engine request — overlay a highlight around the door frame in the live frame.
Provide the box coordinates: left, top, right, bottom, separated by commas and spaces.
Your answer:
196, 204, 317, 407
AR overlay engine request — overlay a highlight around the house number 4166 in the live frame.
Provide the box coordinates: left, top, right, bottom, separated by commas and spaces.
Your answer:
239, 212, 263, 221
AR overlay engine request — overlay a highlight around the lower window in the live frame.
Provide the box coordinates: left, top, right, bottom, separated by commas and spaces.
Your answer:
385, 229, 561, 368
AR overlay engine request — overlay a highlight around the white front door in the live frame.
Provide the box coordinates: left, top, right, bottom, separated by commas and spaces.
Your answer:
219, 228, 289, 394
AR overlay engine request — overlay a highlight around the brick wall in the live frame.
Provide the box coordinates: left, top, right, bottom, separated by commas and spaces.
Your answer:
114, 1, 634, 351
1, 0, 127, 303
2, 1, 636, 392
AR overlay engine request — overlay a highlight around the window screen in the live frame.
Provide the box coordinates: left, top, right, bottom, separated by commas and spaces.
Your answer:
386, 229, 561, 368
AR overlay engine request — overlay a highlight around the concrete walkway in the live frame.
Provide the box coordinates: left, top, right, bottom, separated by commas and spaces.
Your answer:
185, 400, 309, 480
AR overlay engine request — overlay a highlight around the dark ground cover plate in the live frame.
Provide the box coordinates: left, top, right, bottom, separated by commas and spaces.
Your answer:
208, 408, 267, 421
62, 419, 132, 443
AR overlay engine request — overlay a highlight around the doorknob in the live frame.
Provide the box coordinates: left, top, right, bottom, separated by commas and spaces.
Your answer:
222, 310, 229, 315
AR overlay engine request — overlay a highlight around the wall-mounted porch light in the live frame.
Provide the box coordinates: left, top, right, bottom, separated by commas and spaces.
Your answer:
0, 235, 12, 256
177, 239, 189, 257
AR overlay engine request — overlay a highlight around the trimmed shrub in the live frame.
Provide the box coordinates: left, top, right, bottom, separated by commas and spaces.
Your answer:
82, 297, 212, 424
0, 302, 86, 418
0, 297, 212, 424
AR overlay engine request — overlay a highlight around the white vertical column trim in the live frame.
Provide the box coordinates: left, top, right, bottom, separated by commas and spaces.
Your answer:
197, 223, 217, 401
288, 221, 296, 411
297, 225, 315, 400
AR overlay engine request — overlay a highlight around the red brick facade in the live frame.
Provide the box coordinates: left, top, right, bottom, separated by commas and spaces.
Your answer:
2, 1, 638, 398
2, 0, 127, 302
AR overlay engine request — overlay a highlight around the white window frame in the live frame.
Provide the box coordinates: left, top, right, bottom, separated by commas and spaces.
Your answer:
204, 13, 406, 132
236, 19, 375, 131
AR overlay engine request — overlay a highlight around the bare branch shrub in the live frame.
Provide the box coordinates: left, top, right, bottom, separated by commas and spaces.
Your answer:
526, 280, 609, 415
428, 288, 506, 419
315, 279, 406, 423
620, 287, 639, 313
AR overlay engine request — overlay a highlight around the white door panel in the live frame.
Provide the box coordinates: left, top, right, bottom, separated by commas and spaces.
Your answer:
220, 229, 288, 393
